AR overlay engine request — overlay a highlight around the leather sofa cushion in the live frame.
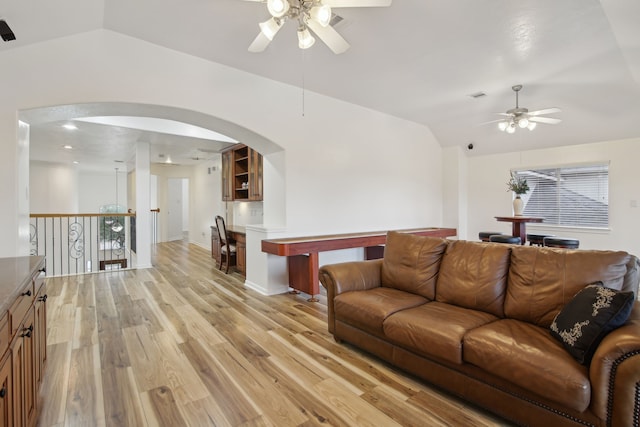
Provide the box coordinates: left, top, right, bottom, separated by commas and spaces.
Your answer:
504, 246, 632, 328
383, 301, 498, 364
334, 287, 427, 336
436, 240, 511, 317
381, 232, 448, 299
464, 319, 591, 412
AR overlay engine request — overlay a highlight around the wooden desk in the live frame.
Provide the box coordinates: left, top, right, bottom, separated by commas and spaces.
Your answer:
494, 216, 544, 245
211, 225, 246, 276
262, 227, 457, 301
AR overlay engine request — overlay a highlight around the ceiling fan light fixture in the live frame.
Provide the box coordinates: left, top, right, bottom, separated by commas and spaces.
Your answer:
297, 27, 315, 49
310, 4, 332, 27
527, 122, 537, 131
259, 17, 283, 40
518, 117, 529, 128
506, 122, 516, 134
267, 0, 290, 18
498, 121, 509, 132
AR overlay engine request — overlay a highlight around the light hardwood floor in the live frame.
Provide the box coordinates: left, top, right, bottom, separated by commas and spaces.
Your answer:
37, 240, 513, 427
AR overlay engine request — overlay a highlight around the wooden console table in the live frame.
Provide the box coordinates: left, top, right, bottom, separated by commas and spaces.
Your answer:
262, 227, 457, 301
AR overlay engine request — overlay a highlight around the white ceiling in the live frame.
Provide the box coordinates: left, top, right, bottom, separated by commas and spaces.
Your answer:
3, 0, 640, 170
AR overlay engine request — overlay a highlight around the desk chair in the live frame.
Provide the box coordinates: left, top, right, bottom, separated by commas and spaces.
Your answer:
215, 215, 236, 273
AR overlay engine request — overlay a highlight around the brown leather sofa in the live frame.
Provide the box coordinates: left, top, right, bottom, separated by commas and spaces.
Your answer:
318, 231, 640, 427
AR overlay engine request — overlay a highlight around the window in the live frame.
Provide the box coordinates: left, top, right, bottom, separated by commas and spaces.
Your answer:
513, 163, 609, 228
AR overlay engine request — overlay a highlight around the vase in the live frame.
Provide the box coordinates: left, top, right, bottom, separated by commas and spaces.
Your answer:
513, 195, 524, 216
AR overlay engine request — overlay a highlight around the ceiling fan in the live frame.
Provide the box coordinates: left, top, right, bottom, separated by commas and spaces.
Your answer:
491, 85, 562, 133
245, 0, 392, 54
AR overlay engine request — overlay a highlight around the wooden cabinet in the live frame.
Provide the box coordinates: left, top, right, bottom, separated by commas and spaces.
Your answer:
249, 148, 263, 201
34, 282, 47, 393
15, 307, 36, 427
221, 150, 233, 201
221, 145, 263, 201
0, 257, 46, 427
211, 229, 220, 265
0, 340, 12, 427
235, 233, 246, 276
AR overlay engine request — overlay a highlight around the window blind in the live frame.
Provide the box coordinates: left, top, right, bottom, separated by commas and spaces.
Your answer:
514, 163, 609, 228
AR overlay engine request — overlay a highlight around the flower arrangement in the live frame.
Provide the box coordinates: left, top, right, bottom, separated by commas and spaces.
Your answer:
506, 172, 529, 195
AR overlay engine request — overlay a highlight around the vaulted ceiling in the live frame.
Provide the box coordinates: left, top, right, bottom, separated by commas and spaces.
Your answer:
3, 0, 640, 169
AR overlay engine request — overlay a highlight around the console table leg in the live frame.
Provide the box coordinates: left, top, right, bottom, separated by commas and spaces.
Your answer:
287, 253, 320, 302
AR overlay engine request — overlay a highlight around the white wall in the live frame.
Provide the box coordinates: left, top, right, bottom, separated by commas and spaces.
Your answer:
232, 201, 264, 227
189, 159, 223, 249
167, 178, 184, 241
1, 29, 444, 259
149, 161, 224, 249
30, 161, 79, 213
78, 170, 128, 213
30, 164, 130, 215
462, 138, 640, 255
182, 179, 189, 232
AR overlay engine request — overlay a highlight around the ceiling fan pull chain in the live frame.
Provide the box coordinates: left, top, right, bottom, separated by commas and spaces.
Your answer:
301, 49, 306, 117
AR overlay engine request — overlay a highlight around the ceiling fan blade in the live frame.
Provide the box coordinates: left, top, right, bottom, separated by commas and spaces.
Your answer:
248, 32, 272, 53
494, 112, 512, 116
478, 119, 505, 126
529, 116, 562, 125
307, 20, 350, 54
528, 107, 561, 116
323, 0, 392, 7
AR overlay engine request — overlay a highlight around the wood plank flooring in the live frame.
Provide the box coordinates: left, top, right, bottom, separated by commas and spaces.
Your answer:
37, 240, 513, 427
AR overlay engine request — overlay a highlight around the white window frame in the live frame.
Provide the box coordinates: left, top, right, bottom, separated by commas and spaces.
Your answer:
512, 162, 610, 230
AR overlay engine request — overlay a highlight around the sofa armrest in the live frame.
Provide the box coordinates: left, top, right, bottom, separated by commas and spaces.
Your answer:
319, 259, 383, 335
589, 301, 640, 425
319, 259, 383, 295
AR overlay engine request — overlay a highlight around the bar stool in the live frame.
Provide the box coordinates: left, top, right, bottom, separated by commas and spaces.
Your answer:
543, 237, 580, 249
527, 233, 555, 246
489, 235, 522, 245
479, 231, 504, 242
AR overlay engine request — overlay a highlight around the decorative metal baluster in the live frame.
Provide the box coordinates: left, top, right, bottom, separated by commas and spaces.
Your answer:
69, 219, 85, 275
30, 222, 38, 256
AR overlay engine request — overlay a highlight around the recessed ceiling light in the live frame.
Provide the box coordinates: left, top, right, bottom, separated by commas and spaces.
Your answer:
73, 161, 79, 164
63, 145, 73, 150
63, 123, 78, 130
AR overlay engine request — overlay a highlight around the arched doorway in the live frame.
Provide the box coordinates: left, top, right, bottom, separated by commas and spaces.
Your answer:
21, 102, 285, 282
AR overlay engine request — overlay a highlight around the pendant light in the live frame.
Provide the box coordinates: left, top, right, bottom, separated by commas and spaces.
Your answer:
111, 168, 124, 233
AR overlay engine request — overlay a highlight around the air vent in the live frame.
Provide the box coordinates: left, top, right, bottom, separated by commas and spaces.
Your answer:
330, 14, 343, 27
469, 92, 487, 99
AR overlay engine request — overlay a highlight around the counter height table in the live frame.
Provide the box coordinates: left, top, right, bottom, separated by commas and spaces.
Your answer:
262, 227, 457, 301
494, 216, 544, 245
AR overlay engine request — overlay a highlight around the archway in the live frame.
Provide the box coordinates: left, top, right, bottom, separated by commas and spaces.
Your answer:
21, 102, 287, 288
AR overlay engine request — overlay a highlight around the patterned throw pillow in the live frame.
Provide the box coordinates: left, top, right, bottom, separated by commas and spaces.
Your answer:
550, 282, 635, 365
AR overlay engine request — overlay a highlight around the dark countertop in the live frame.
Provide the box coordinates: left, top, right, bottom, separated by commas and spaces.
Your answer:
0, 256, 45, 315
